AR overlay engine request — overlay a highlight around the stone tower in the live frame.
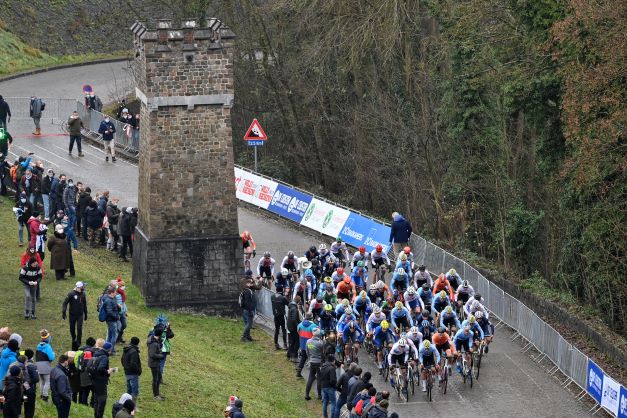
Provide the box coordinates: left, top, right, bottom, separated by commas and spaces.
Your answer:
130, 18, 240, 314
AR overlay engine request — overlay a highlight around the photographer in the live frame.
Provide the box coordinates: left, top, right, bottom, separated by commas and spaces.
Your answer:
97, 117, 117, 162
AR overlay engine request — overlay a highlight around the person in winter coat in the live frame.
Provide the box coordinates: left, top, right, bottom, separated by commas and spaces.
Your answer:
67, 111, 84, 156
48, 224, 70, 279
101, 287, 120, 353
76, 185, 90, 238
106, 198, 121, 252
0, 339, 19, 392
271, 285, 289, 350
19, 256, 42, 319
29, 96, 45, 136
14, 192, 33, 246
296, 312, 318, 378
49, 354, 72, 418
231, 399, 246, 418
333, 363, 356, 418
8, 350, 39, 418
111, 393, 132, 418
85, 200, 103, 247
41, 169, 55, 219
62, 281, 88, 351
305, 328, 324, 400
26, 212, 41, 249
117, 207, 136, 261
319, 355, 337, 418
76, 337, 96, 405
114, 399, 135, 418
0, 94, 11, 130
240, 278, 258, 343
366, 399, 390, 418
98, 117, 116, 162
389, 212, 413, 255
92, 342, 113, 418
286, 297, 302, 362
147, 317, 174, 385
20, 168, 41, 207
36, 329, 55, 402
62, 179, 77, 228
1, 365, 23, 418
147, 333, 165, 401
66, 352, 81, 404
121, 337, 141, 402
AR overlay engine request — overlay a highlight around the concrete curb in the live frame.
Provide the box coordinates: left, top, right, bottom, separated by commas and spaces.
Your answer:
0, 57, 131, 84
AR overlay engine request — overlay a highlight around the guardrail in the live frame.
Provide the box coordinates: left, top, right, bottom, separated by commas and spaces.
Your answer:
76, 102, 139, 155
242, 165, 625, 417
3, 97, 77, 123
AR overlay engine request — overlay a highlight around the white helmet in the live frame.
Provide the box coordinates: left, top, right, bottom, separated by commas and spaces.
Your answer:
376, 280, 385, 289
407, 286, 416, 295
345, 308, 353, 315
409, 326, 419, 334
462, 280, 469, 288
319, 243, 327, 250
398, 338, 406, 347
475, 311, 484, 319
281, 268, 289, 276
373, 306, 382, 314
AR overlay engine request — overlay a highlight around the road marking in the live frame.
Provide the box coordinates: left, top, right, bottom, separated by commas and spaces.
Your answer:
11, 145, 59, 167
50, 144, 97, 166
32, 144, 79, 167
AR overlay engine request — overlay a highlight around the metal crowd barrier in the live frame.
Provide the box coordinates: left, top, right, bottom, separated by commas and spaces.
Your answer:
76, 101, 139, 155
4, 97, 78, 123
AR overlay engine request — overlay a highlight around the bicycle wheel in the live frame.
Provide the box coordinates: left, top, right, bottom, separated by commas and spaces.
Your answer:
427, 374, 432, 402
409, 366, 415, 396
442, 368, 448, 395
475, 346, 483, 380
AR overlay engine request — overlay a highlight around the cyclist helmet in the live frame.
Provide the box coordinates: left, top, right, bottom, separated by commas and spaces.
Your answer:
463, 326, 470, 333
381, 320, 389, 330
336, 237, 343, 243
410, 326, 419, 334
469, 315, 476, 324
342, 299, 350, 307
397, 268, 406, 276
357, 260, 365, 268
403, 246, 411, 254
449, 269, 457, 276
345, 308, 353, 315
421, 283, 430, 290
399, 253, 407, 261
358, 246, 366, 254
287, 251, 295, 258
423, 340, 431, 349
300, 277, 307, 284
316, 295, 323, 303
395, 301, 403, 309
407, 286, 416, 295
337, 267, 344, 276
343, 276, 351, 284
319, 243, 327, 250
349, 321, 356, 329
263, 251, 271, 258
474, 294, 482, 301
421, 310, 430, 318
421, 320, 430, 329
461, 280, 469, 288
438, 326, 446, 334
308, 246, 316, 253
325, 304, 333, 312
376, 280, 385, 289
242, 231, 251, 239
369, 284, 377, 291
305, 268, 313, 277
398, 338, 406, 347
475, 311, 484, 319
445, 305, 453, 313
324, 276, 332, 284
359, 290, 367, 298
418, 264, 426, 272
373, 306, 382, 314
376, 244, 383, 252
439, 290, 447, 299
281, 268, 289, 276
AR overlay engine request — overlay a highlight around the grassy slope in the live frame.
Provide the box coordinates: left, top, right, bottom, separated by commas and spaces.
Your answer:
0, 195, 316, 418
0, 27, 126, 77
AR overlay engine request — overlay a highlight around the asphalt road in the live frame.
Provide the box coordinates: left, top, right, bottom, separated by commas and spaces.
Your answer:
0, 64, 591, 417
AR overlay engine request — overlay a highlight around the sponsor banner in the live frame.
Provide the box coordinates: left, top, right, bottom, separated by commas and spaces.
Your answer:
601, 375, 620, 417
339, 212, 391, 253
619, 385, 627, 418
587, 359, 604, 404
268, 184, 312, 223
300, 198, 350, 238
234, 167, 278, 209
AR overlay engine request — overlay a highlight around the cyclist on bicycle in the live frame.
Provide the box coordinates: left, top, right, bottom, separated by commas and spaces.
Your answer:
310, 258, 323, 282
432, 290, 452, 323
330, 237, 349, 265
308, 295, 327, 320
402, 246, 415, 271
388, 338, 412, 385
303, 268, 318, 296
418, 311, 437, 341
371, 244, 391, 270
352, 246, 370, 268
455, 280, 475, 309
366, 306, 387, 333
317, 276, 334, 295
292, 278, 312, 303
318, 243, 332, 268
400, 332, 419, 360
381, 298, 395, 321
350, 261, 369, 291
439, 305, 462, 334
464, 294, 489, 320
445, 268, 462, 291
404, 286, 424, 321
391, 268, 410, 297
331, 267, 348, 286
474, 311, 493, 353
418, 283, 434, 313
241, 230, 256, 254
281, 251, 298, 273
376, 280, 392, 300
391, 301, 413, 333
373, 320, 396, 373
304, 245, 319, 261
353, 290, 372, 321
336, 276, 357, 303
367, 284, 382, 305
336, 307, 356, 328
335, 299, 351, 319
433, 273, 455, 301
319, 304, 337, 335
413, 265, 433, 289
322, 285, 338, 306
432, 326, 457, 359
453, 326, 475, 374
395, 253, 412, 277
406, 326, 424, 347
338, 320, 365, 361
418, 340, 441, 392
461, 315, 485, 347
275, 268, 292, 292
257, 251, 275, 284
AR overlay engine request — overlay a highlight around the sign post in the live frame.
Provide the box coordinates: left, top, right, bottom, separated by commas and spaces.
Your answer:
244, 118, 267, 172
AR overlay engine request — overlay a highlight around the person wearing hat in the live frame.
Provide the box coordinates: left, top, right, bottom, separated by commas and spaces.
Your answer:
49, 354, 72, 418
111, 393, 132, 417
36, 329, 55, 403
0, 338, 20, 392
66, 110, 85, 157
231, 399, 246, 418
62, 281, 88, 350
1, 365, 23, 417
365, 398, 389, 418
19, 253, 42, 319
77, 337, 96, 405
92, 341, 114, 418
47, 223, 70, 280
114, 398, 135, 418
7, 350, 38, 418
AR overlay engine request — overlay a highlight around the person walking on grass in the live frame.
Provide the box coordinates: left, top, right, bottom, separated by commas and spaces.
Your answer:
36, 329, 55, 403
50, 354, 72, 418
62, 281, 88, 351
67, 111, 84, 157
19, 255, 42, 320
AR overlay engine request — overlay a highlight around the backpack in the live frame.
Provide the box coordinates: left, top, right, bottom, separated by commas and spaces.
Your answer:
97, 290, 108, 322
86, 355, 102, 378
75, 350, 92, 372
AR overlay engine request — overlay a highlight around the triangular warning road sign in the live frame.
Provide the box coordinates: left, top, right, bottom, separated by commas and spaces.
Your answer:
244, 118, 267, 140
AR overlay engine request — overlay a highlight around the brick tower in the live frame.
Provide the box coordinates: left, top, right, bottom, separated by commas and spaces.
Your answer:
130, 18, 240, 314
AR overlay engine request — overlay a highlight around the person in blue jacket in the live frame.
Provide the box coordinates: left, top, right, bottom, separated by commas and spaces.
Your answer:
98, 117, 117, 162
389, 212, 412, 255
0, 338, 20, 391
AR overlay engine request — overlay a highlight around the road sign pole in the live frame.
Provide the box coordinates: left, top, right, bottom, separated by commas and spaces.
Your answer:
254, 145, 258, 172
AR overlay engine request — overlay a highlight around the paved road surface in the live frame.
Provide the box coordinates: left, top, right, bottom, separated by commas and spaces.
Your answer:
0, 64, 591, 417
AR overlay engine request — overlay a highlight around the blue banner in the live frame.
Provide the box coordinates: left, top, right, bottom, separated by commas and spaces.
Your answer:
339, 212, 391, 253
268, 184, 312, 223
619, 384, 627, 418
587, 359, 604, 404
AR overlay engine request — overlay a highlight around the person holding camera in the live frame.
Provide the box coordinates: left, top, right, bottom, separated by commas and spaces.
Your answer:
97, 117, 116, 162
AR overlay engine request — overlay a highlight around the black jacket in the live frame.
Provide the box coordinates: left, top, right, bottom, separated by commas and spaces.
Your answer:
121, 344, 142, 376
0, 99, 10, 120
77, 192, 92, 216
41, 175, 54, 195
106, 204, 121, 232
147, 337, 164, 369
50, 363, 72, 404
286, 302, 301, 332
92, 349, 110, 384
62, 289, 88, 318
241, 287, 256, 311
85, 202, 104, 229
271, 293, 289, 317
336, 370, 353, 396
1, 375, 22, 415
347, 379, 368, 409
319, 362, 337, 389
117, 211, 136, 236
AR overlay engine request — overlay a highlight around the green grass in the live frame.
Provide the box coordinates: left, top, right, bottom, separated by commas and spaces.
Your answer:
0, 28, 128, 76
0, 195, 317, 418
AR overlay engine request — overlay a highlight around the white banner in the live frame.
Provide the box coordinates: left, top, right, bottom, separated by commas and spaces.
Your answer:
300, 197, 350, 238
234, 167, 278, 209
602, 375, 620, 416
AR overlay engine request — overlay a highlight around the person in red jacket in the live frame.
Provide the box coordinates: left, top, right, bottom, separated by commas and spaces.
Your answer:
26, 212, 41, 249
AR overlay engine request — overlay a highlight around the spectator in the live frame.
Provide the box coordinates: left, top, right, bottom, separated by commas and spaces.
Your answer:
41, 169, 55, 220
232, 399, 246, 418
1, 365, 23, 418
98, 117, 117, 162
26, 211, 41, 250
8, 350, 38, 418
334, 363, 357, 418
319, 355, 337, 418
66, 111, 84, 157
66, 352, 81, 404
62, 281, 88, 351
48, 224, 70, 280
62, 179, 77, 230
117, 207, 136, 262
121, 336, 141, 404
304, 327, 323, 401
148, 315, 174, 385
85, 200, 103, 248
270, 284, 289, 350
29, 96, 45, 136
36, 329, 55, 403
115, 100, 127, 119
347, 371, 372, 412
101, 287, 120, 354
49, 354, 72, 418
85, 93, 103, 112
0, 95, 11, 130
366, 399, 389, 418
286, 296, 301, 362
132, 113, 140, 149
296, 312, 317, 378
389, 211, 412, 255
114, 278, 128, 344
147, 331, 165, 401
77, 337, 96, 405
114, 398, 135, 418
240, 277, 258, 343
49, 173, 66, 216
111, 393, 132, 418
0, 338, 19, 392
19, 255, 42, 319
106, 198, 121, 252
14, 192, 33, 247
77, 185, 91, 239
92, 341, 114, 418
19, 167, 40, 207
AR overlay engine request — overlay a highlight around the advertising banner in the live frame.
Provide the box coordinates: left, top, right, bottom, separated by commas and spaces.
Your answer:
234, 167, 278, 209
300, 198, 350, 238
619, 385, 627, 418
267, 184, 312, 223
587, 359, 604, 404
601, 375, 620, 417
338, 212, 391, 253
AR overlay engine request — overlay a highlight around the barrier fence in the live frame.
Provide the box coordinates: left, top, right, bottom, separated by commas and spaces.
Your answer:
4, 97, 78, 123
76, 102, 139, 154
241, 165, 626, 417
